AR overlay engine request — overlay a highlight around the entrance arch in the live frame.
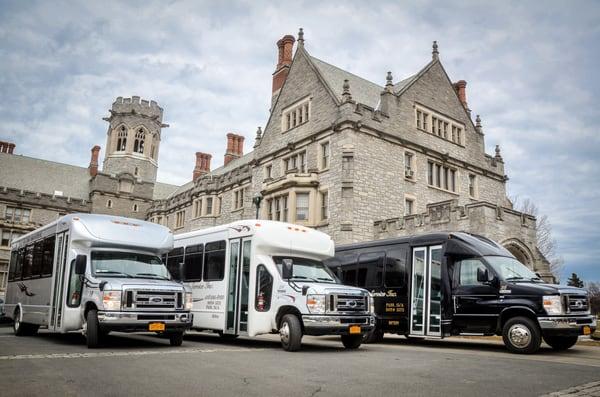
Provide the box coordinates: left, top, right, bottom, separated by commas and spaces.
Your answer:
501, 238, 535, 270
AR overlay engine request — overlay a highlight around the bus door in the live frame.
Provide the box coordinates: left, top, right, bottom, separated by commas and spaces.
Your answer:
49, 232, 69, 331
409, 245, 442, 337
224, 238, 251, 335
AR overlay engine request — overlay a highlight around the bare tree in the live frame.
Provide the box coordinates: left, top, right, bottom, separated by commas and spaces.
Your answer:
511, 196, 564, 280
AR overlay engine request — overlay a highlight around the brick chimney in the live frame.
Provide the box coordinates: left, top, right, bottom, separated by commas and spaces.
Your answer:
89, 145, 101, 177
271, 34, 296, 107
224, 133, 245, 166
0, 140, 16, 154
453, 80, 468, 109
193, 152, 212, 181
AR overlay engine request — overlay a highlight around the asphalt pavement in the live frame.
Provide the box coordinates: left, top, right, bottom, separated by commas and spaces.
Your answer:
0, 324, 598, 397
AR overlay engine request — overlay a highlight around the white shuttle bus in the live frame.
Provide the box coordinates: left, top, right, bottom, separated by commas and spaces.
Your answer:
5, 214, 192, 348
168, 220, 374, 351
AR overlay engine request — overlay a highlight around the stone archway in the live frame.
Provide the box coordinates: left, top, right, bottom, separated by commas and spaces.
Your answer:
501, 238, 535, 270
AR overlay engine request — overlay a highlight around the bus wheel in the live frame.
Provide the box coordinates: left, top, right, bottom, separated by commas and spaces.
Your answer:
544, 335, 578, 351
13, 308, 38, 336
341, 334, 363, 349
363, 328, 384, 344
85, 309, 102, 349
168, 331, 184, 347
217, 331, 239, 340
502, 316, 541, 354
280, 314, 302, 352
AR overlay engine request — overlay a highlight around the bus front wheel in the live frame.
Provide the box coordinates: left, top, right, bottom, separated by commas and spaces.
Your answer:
168, 331, 184, 346
280, 314, 302, 352
85, 309, 102, 349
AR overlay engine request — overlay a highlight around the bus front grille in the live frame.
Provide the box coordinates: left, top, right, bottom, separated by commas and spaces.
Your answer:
124, 289, 182, 311
329, 294, 368, 313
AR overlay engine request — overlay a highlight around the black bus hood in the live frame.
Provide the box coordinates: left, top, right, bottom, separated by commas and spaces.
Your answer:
504, 282, 588, 296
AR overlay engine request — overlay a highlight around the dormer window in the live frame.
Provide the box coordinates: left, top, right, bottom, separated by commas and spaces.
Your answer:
282, 97, 310, 132
116, 126, 127, 152
134, 128, 145, 154
415, 104, 465, 146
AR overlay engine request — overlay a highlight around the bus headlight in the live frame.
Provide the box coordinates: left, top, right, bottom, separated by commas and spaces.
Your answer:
306, 294, 326, 314
102, 291, 121, 311
369, 294, 374, 314
185, 292, 193, 311
543, 295, 563, 315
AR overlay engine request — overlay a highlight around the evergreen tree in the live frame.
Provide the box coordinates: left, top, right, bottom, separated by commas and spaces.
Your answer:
566, 273, 584, 288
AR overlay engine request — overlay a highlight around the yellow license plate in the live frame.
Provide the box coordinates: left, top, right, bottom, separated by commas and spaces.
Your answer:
349, 325, 361, 334
583, 326, 591, 335
149, 322, 165, 332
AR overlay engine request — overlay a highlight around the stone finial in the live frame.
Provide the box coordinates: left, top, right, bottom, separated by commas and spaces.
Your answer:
432, 40, 439, 60
342, 79, 352, 102
385, 71, 393, 91
475, 114, 483, 134
495, 144, 503, 161
255, 126, 262, 140
298, 28, 304, 46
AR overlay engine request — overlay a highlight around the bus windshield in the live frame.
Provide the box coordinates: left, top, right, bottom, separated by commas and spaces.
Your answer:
273, 256, 339, 284
484, 256, 542, 282
91, 251, 171, 280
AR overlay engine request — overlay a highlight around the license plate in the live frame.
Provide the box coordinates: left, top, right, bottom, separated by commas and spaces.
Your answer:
349, 325, 361, 334
583, 326, 591, 335
149, 322, 165, 332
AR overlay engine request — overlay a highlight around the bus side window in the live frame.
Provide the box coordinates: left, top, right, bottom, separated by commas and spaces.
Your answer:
22, 245, 34, 279
340, 252, 358, 286
183, 245, 202, 281
203, 240, 226, 281
8, 250, 18, 281
32, 240, 44, 277
13, 249, 24, 280
385, 247, 408, 288
167, 247, 185, 281
255, 265, 273, 312
358, 252, 385, 288
41, 236, 55, 277
67, 259, 83, 307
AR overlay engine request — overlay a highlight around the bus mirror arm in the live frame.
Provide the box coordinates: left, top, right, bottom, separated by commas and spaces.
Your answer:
75, 255, 87, 275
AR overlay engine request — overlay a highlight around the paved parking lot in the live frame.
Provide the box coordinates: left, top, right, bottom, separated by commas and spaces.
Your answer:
0, 325, 599, 397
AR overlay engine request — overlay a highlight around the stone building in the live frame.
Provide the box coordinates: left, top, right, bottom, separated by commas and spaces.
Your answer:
0, 30, 553, 297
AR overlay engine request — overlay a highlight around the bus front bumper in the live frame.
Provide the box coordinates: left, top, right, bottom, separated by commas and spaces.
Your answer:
97, 311, 193, 333
538, 315, 596, 336
302, 314, 374, 336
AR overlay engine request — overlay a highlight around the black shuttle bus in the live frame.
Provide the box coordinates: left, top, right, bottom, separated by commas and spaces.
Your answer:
326, 232, 596, 354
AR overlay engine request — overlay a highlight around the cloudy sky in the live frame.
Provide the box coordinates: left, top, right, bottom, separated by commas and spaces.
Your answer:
1, 0, 599, 282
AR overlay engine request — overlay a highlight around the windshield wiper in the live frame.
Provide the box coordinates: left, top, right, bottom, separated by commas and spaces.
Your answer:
135, 273, 169, 280
505, 276, 525, 281
316, 277, 336, 283
95, 271, 133, 278
291, 276, 318, 282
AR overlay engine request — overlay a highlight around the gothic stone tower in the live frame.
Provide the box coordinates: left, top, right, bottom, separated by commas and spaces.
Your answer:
88, 96, 168, 219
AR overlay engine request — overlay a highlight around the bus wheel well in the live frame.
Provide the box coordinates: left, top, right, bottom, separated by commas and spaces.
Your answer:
276, 306, 304, 332
497, 308, 538, 334
83, 302, 98, 318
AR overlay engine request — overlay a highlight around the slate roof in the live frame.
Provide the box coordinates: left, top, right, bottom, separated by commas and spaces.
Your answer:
309, 56, 384, 109
153, 181, 179, 200
0, 152, 90, 199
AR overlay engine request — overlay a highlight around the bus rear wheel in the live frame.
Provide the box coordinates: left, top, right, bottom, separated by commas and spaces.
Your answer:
363, 328, 384, 344
13, 308, 39, 336
280, 314, 302, 352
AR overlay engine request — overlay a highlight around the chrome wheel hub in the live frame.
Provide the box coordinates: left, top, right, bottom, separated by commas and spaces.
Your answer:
280, 322, 290, 345
508, 324, 531, 348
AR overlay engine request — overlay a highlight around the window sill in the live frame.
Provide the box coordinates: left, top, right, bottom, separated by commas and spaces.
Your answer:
282, 120, 309, 134
318, 167, 329, 173
404, 177, 416, 183
317, 220, 329, 227
231, 208, 244, 213
417, 127, 465, 147
427, 185, 459, 196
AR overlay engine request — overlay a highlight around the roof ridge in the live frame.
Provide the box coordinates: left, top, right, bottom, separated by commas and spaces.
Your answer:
0, 152, 88, 171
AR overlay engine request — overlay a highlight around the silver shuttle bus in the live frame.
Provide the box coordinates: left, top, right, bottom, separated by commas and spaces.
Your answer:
4, 214, 192, 348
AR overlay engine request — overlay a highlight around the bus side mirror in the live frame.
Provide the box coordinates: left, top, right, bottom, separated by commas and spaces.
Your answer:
477, 267, 489, 283
282, 259, 294, 280
177, 262, 185, 281
75, 255, 87, 275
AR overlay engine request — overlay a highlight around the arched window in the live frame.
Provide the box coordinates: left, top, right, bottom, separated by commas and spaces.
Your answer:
116, 126, 127, 152
133, 204, 139, 212
107, 199, 113, 208
133, 128, 145, 154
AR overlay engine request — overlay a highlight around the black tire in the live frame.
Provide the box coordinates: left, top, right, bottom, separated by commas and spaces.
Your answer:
218, 331, 239, 340
502, 316, 541, 354
341, 334, 363, 349
544, 335, 578, 351
169, 331, 184, 347
13, 308, 38, 336
85, 309, 102, 349
279, 314, 302, 352
363, 328, 384, 344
